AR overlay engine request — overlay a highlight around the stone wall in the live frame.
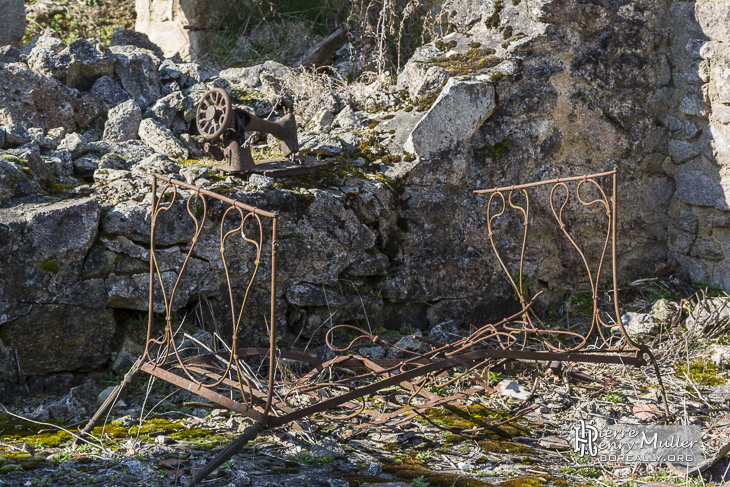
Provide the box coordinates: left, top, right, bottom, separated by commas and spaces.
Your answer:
664, 0, 730, 287
3, 0, 730, 399
134, 0, 228, 61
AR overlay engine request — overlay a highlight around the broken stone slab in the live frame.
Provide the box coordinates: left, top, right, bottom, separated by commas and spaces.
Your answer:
403, 78, 495, 159
92, 75, 132, 108
396, 61, 448, 101
0, 62, 103, 132
0, 197, 100, 304
58, 132, 91, 158
138, 118, 189, 159
668, 139, 702, 164
675, 170, 729, 210
110, 44, 162, 109
102, 199, 196, 245
104, 99, 143, 142
0, 156, 41, 204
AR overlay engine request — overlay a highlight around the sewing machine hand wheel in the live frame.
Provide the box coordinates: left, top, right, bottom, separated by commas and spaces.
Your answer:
196, 88, 232, 140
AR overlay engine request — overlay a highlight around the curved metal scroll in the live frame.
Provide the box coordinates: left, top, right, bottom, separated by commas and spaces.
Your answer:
474, 169, 641, 354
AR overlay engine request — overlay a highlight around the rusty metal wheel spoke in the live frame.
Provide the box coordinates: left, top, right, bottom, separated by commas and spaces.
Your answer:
196, 88, 232, 140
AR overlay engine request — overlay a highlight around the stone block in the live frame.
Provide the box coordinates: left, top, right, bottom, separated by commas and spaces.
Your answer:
404, 78, 495, 158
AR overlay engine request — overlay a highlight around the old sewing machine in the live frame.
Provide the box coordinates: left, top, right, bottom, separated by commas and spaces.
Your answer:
195, 87, 326, 177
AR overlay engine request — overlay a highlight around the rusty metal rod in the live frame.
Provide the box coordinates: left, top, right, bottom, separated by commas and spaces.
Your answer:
72, 358, 144, 446
140, 362, 267, 424
267, 348, 646, 427
474, 170, 617, 194
151, 172, 277, 218
191, 421, 264, 484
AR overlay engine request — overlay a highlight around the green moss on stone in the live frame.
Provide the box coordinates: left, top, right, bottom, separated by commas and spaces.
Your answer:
40, 259, 59, 274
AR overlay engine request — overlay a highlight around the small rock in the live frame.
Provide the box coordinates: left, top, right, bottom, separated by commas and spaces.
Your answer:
0, 45, 20, 63
366, 462, 383, 476
308, 110, 335, 132
332, 105, 363, 129
104, 99, 142, 142
632, 402, 663, 421
649, 299, 681, 328
2, 122, 31, 146
110, 44, 162, 109
286, 283, 345, 307
538, 436, 569, 450
345, 253, 389, 276
138, 118, 189, 159
388, 333, 429, 358
300, 134, 342, 156
130, 153, 180, 176
144, 91, 189, 128
621, 312, 660, 337
248, 173, 275, 189
495, 380, 531, 401
155, 435, 173, 445
686, 298, 730, 333
27, 128, 57, 150
358, 346, 385, 359
92, 75, 132, 107
428, 320, 461, 344
404, 78, 495, 158
338, 132, 361, 154
668, 139, 702, 164
685, 120, 701, 139
711, 346, 730, 368
110, 29, 164, 60
58, 133, 90, 158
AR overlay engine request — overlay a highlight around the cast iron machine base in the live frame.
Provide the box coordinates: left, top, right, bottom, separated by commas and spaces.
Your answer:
196, 88, 324, 176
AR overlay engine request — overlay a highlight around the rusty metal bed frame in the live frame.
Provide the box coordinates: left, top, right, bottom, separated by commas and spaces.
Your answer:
79, 169, 668, 483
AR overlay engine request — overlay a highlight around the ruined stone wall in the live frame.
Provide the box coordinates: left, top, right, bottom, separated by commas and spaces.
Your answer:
134, 0, 228, 61
664, 0, 730, 287
3, 0, 730, 398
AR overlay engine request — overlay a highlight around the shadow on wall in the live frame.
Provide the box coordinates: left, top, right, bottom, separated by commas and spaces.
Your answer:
665, 0, 730, 289
134, 0, 229, 61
